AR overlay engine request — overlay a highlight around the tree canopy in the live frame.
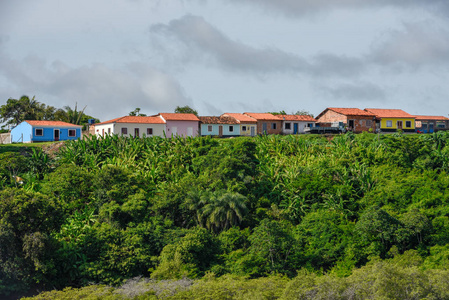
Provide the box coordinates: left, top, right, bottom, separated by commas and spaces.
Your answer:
175, 105, 198, 116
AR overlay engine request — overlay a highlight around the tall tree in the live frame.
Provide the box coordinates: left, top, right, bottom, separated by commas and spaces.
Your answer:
129, 108, 146, 116
175, 105, 198, 116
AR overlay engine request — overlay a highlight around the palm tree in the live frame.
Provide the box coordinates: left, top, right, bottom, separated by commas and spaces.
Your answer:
201, 191, 248, 232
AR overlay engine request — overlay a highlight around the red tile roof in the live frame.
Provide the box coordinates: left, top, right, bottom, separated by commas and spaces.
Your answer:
222, 113, 257, 123
365, 108, 414, 118
243, 112, 280, 121
328, 108, 375, 117
276, 114, 316, 122
158, 113, 200, 121
414, 115, 449, 121
25, 120, 81, 127
199, 116, 238, 124
95, 116, 165, 125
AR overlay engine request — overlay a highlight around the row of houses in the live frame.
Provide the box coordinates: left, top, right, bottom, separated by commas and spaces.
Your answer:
6, 108, 449, 143
92, 112, 317, 138
316, 108, 449, 133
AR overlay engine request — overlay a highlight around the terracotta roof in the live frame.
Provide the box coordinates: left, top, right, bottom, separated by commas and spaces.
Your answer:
243, 112, 280, 121
328, 108, 375, 117
276, 114, 316, 122
221, 113, 257, 123
414, 115, 449, 121
95, 116, 165, 125
158, 113, 200, 121
199, 116, 238, 124
365, 108, 414, 119
25, 120, 81, 127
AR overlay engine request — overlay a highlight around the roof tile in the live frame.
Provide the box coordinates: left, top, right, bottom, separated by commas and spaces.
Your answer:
365, 108, 414, 118
95, 116, 165, 125
157, 113, 200, 121
25, 120, 81, 127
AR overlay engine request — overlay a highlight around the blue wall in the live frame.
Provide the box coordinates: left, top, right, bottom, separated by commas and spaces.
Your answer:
200, 124, 240, 136
11, 121, 81, 143
11, 121, 32, 143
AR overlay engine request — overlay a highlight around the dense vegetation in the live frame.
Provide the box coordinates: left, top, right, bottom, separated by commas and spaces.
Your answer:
2, 132, 449, 299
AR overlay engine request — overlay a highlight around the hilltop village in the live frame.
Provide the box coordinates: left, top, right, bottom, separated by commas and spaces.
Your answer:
7, 107, 449, 143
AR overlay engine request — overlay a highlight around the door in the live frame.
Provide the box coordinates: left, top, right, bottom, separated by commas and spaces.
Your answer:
348, 120, 355, 131
134, 128, 140, 137
397, 121, 403, 129
262, 123, 267, 134
293, 123, 298, 134
54, 129, 60, 141
429, 123, 434, 133
250, 126, 255, 137
219, 125, 223, 137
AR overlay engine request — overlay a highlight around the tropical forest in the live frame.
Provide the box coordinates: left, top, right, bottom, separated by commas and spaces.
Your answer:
2, 131, 449, 299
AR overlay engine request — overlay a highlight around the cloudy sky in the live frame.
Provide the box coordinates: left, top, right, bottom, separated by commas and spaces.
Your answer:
1, 0, 449, 121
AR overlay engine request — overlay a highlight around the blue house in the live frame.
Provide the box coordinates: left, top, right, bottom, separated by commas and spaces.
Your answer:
199, 116, 240, 137
11, 120, 82, 143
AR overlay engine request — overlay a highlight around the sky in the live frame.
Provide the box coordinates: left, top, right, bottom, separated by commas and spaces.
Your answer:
1, 0, 449, 122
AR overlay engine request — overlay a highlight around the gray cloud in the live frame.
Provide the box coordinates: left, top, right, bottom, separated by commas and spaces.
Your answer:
226, 0, 449, 17
0, 53, 192, 121
369, 22, 449, 70
150, 15, 365, 77
318, 81, 386, 101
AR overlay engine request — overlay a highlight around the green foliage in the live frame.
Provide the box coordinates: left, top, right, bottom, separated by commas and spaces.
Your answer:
174, 105, 198, 116
6, 132, 449, 297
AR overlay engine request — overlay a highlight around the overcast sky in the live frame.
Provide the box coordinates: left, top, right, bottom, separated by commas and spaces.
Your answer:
1, 0, 449, 121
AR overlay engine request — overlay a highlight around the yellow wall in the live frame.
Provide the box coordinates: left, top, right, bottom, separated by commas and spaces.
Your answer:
380, 118, 415, 129
239, 124, 257, 136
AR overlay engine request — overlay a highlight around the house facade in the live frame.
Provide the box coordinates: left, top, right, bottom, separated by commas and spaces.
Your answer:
315, 108, 376, 133
199, 116, 240, 137
276, 114, 316, 134
243, 113, 282, 135
94, 116, 166, 137
156, 113, 200, 137
414, 115, 449, 133
365, 108, 415, 133
221, 113, 257, 137
11, 120, 82, 143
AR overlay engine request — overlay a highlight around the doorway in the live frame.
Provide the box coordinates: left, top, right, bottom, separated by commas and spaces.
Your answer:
54, 129, 60, 141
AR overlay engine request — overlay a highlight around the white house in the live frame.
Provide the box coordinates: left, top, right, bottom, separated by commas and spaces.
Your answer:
276, 114, 316, 134
94, 116, 166, 138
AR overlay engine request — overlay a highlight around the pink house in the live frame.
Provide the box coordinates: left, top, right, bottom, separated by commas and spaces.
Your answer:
155, 113, 200, 137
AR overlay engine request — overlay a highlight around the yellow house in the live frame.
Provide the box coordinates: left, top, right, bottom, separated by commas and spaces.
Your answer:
364, 108, 415, 132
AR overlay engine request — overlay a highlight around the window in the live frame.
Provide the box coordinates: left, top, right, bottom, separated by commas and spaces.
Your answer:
121, 127, 128, 135
366, 120, 372, 127
147, 128, 153, 135
436, 122, 444, 128
386, 120, 393, 127
271, 123, 277, 130
242, 126, 247, 131
229, 125, 234, 132
35, 128, 43, 136
285, 122, 291, 130
68, 129, 76, 137
108, 128, 111, 134
405, 121, 411, 128
208, 125, 213, 132
307, 123, 314, 128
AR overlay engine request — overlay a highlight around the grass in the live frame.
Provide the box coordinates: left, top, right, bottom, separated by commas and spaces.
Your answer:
0, 142, 59, 154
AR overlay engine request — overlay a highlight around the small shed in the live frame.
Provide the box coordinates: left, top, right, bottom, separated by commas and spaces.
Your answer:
11, 120, 82, 143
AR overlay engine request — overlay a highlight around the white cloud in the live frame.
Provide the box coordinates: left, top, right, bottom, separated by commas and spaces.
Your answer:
151, 15, 365, 77
0, 52, 192, 121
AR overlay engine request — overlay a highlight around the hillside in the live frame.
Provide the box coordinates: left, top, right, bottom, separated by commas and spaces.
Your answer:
2, 132, 449, 299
